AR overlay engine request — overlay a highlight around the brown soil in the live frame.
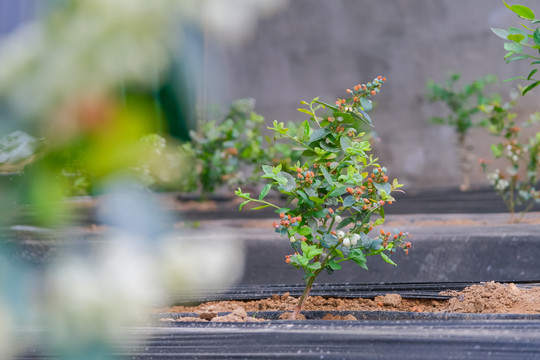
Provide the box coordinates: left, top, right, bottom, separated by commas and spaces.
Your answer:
156, 282, 540, 322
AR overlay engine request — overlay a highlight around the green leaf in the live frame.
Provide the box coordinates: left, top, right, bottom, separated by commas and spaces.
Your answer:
374, 182, 392, 195
507, 33, 525, 42
321, 234, 338, 248
296, 255, 309, 266
504, 1, 535, 20
534, 28, 540, 47
299, 120, 311, 142
275, 207, 291, 214
504, 42, 523, 53
491, 27, 509, 39
528, 68, 538, 80
342, 195, 356, 208
259, 184, 272, 200
297, 108, 314, 116
320, 166, 335, 186
239, 200, 250, 211
337, 216, 355, 230
327, 260, 342, 270
297, 190, 314, 207
334, 112, 355, 124
306, 262, 322, 270
491, 143, 503, 158
328, 186, 349, 197
319, 141, 340, 153
507, 55, 531, 63
309, 196, 325, 204
502, 75, 526, 83
370, 238, 383, 251
309, 128, 330, 143
522, 80, 540, 95
297, 227, 312, 236
348, 249, 368, 269
262, 165, 273, 174
355, 107, 373, 126
340, 135, 353, 153
380, 252, 397, 266
359, 97, 373, 111
508, 26, 528, 37
278, 171, 296, 192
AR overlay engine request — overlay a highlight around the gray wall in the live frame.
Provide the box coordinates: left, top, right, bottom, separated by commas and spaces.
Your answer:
206, 0, 539, 189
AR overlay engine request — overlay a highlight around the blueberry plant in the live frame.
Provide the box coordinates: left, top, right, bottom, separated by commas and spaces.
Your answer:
183, 98, 301, 199
181, 98, 267, 197
479, 95, 540, 222
235, 76, 411, 319
426, 73, 497, 190
491, 1, 540, 95
486, 1, 540, 221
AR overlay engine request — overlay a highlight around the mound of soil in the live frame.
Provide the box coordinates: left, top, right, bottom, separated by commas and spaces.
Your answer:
157, 282, 540, 322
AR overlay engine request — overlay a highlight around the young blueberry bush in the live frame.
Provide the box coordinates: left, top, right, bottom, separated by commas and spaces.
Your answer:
236, 76, 411, 318
479, 94, 540, 222
425, 73, 498, 190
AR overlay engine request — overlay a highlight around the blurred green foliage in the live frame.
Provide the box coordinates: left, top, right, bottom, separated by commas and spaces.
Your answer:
491, 1, 540, 95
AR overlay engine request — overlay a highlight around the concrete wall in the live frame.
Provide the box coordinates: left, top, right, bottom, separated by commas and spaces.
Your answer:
205, 0, 539, 189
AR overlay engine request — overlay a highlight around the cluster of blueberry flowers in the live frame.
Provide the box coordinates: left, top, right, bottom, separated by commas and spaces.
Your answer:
504, 139, 523, 164
335, 76, 387, 111
487, 169, 509, 191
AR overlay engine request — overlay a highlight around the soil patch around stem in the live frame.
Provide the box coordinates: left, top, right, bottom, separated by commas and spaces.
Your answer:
155, 282, 540, 322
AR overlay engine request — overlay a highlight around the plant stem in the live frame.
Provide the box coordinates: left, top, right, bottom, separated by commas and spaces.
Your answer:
292, 275, 316, 320
281, 132, 316, 152
291, 239, 343, 319
509, 180, 515, 222
517, 201, 535, 222
245, 197, 281, 209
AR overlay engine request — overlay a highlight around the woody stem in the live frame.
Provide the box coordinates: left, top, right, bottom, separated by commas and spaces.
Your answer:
292, 275, 316, 320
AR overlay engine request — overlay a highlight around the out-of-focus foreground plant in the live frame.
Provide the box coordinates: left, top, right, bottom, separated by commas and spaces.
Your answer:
0, 0, 288, 358
426, 73, 498, 190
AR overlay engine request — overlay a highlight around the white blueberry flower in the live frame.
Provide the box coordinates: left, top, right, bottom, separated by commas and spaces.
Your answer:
350, 236, 358, 246
334, 215, 342, 223
337, 230, 345, 239
496, 179, 509, 191
290, 236, 296, 243
342, 237, 351, 248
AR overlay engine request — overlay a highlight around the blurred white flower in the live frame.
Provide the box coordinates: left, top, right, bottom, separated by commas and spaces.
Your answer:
157, 230, 244, 298
496, 179, 509, 191
42, 232, 160, 348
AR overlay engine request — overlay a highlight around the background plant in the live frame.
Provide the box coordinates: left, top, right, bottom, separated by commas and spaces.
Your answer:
479, 94, 540, 222
181, 98, 300, 198
236, 76, 410, 319
491, 1, 540, 95
426, 73, 498, 190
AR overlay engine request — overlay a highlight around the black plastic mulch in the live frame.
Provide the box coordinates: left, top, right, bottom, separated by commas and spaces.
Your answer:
165, 280, 540, 305
125, 320, 540, 359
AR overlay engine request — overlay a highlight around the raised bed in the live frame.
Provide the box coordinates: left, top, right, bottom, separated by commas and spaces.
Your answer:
5, 189, 540, 359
